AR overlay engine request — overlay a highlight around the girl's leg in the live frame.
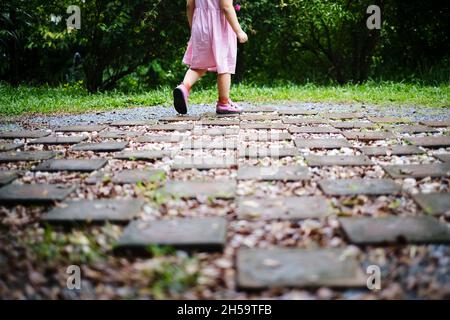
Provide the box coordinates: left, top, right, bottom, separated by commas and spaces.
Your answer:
183, 68, 207, 91
217, 73, 231, 104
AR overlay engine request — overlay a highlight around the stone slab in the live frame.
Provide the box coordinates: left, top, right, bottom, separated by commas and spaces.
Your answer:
240, 114, 280, 121
238, 147, 299, 158
343, 131, 396, 141
72, 142, 128, 152
0, 151, 57, 163
331, 122, 375, 129
383, 163, 450, 178
305, 155, 373, 166
29, 136, 88, 145
240, 122, 286, 130
0, 143, 24, 152
55, 125, 107, 132
199, 119, 240, 126
278, 109, 318, 116
41, 199, 145, 223
182, 138, 238, 150
159, 116, 200, 122
193, 127, 239, 136
86, 169, 165, 185
162, 181, 236, 199
340, 216, 450, 245
172, 157, 237, 170
98, 131, 139, 139
0, 184, 76, 204
412, 192, 450, 216
240, 132, 291, 141
368, 117, 410, 123
237, 196, 333, 220
109, 120, 154, 126
115, 150, 172, 160
0, 131, 49, 139
237, 165, 310, 181
327, 112, 364, 120
319, 179, 401, 196
294, 138, 351, 149
360, 145, 424, 156
236, 248, 366, 289
116, 217, 227, 252
390, 125, 438, 134
0, 171, 18, 186
406, 136, 450, 148
282, 118, 329, 125
136, 135, 184, 143
243, 106, 277, 113
289, 126, 340, 134
147, 124, 193, 132
33, 159, 108, 172
420, 120, 450, 127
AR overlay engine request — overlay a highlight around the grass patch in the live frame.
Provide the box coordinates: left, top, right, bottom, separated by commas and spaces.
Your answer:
0, 81, 448, 116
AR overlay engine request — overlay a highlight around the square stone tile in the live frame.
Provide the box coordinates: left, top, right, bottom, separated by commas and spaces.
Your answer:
98, 131, 139, 139
278, 109, 318, 116
147, 124, 193, 132
343, 131, 396, 141
435, 154, 450, 162
0, 184, 76, 204
412, 192, 450, 216
115, 150, 172, 160
172, 157, 237, 170
240, 114, 280, 121
72, 142, 128, 152
33, 159, 108, 172
182, 138, 237, 150
29, 136, 88, 145
406, 136, 450, 148
162, 181, 236, 199
360, 145, 424, 156
86, 169, 165, 185
41, 199, 145, 223
55, 125, 106, 132
0, 171, 18, 186
340, 216, 450, 244
368, 117, 410, 123
136, 134, 184, 143
289, 126, 340, 134
237, 196, 333, 220
327, 112, 364, 120
237, 165, 310, 181
282, 117, 329, 125
199, 119, 240, 126
319, 179, 401, 196
331, 121, 375, 129
383, 163, 450, 178
294, 138, 351, 149
236, 248, 366, 289
420, 120, 450, 127
243, 106, 277, 113
390, 125, 438, 134
240, 122, 286, 130
240, 132, 292, 141
305, 155, 373, 166
109, 120, 154, 126
0, 143, 24, 152
115, 217, 227, 252
159, 115, 200, 122
0, 151, 57, 163
0, 130, 50, 139
238, 147, 299, 158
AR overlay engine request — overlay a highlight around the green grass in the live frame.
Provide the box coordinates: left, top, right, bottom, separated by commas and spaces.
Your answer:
0, 81, 448, 116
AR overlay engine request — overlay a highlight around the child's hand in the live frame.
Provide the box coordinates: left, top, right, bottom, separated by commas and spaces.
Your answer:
237, 31, 248, 43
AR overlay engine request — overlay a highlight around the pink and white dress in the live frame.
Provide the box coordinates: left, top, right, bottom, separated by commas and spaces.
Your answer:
183, 0, 238, 74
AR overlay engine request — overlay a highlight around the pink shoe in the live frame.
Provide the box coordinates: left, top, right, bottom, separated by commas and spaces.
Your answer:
173, 84, 189, 114
216, 100, 242, 114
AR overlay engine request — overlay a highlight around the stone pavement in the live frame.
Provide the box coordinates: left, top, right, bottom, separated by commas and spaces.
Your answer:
1, 103, 450, 298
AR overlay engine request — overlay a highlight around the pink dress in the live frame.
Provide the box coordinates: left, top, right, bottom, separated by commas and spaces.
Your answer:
183, 0, 237, 74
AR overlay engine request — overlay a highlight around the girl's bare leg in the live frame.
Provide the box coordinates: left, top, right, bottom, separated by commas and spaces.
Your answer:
183, 68, 207, 90
217, 73, 231, 103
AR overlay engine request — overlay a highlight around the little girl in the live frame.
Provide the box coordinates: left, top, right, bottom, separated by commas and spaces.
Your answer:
173, 0, 248, 114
